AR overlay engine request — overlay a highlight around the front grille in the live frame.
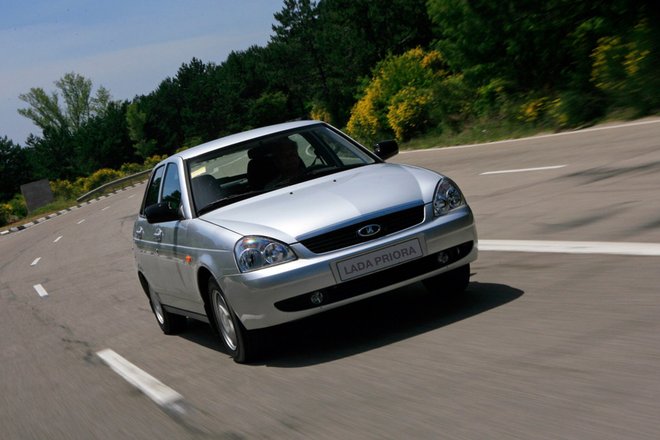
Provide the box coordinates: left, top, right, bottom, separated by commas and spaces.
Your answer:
300, 204, 425, 253
275, 241, 474, 312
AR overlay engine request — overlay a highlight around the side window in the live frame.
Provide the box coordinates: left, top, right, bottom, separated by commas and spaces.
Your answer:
143, 165, 165, 212
161, 163, 182, 211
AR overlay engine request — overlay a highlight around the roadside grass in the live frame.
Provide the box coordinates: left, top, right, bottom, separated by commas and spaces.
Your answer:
401, 118, 559, 151
399, 108, 651, 151
2, 198, 78, 230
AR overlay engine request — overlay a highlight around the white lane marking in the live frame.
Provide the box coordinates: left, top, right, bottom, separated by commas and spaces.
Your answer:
479, 240, 660, 256
128, 194, 136, 199
480, 165, 566, 175
401, 118, 660, 153
33, 284, 49, 297
96, 349, 185, 412
53, 236, 63, 243
102, 206, 110, 211
31, 257, 41, 266
77, 219, 86, 224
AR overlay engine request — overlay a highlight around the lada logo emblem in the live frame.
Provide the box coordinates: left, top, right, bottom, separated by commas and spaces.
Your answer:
357, 224, 381, 238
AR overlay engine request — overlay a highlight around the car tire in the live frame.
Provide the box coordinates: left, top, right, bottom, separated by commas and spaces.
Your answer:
208, 278, 261, 363
423, 264, 470, 295
149, 285, 187, 335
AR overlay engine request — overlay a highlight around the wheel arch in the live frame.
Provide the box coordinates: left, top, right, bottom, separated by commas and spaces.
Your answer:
137, 271, 150, 300
197, 266, 215, 324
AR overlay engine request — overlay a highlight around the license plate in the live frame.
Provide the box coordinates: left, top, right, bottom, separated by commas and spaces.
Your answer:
336, 239, 423, 282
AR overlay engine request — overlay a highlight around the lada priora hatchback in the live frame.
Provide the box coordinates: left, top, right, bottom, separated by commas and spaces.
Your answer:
133, 121, 477, 362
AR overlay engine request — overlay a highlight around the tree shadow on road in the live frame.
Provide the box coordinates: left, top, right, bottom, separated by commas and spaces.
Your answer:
177, 279, 523, 367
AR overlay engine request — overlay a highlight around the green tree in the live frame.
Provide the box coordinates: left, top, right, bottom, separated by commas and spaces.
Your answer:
23, 128, 77, 181
213, 46, 298, 132
173, 58, 227, 144
272, 0, 330, 114
126, 101, 157, 159
18, 72, 112, 135
0, 137, 31, 202
73, 101, 135, 174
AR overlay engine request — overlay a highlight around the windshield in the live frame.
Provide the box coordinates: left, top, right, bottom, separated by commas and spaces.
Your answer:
187, 125, 377, 214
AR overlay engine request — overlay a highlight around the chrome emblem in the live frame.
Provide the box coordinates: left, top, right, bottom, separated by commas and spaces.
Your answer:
357, 224, 381, 237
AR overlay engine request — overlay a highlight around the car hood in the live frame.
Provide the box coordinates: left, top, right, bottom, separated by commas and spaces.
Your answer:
200, 163, 440, 243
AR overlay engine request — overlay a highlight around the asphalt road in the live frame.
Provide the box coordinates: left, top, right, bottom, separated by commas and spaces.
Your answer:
1, 119, 659, 439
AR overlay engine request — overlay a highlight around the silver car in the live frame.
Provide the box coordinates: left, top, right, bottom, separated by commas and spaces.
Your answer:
133, 121, 477, 362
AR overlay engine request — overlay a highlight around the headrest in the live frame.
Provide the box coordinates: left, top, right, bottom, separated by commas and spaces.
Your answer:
248, 145, 270, 159
248, 138, 297, 159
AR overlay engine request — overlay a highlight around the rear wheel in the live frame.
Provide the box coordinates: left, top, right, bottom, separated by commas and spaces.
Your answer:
149, 286, 186, 334
423, 264, 471, 295
208, 278, 261, 363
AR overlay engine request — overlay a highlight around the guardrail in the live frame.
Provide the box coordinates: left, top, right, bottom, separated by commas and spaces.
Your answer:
76, 169, 152, 203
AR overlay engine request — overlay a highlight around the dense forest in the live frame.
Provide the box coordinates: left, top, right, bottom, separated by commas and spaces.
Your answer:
1, 0, 658, 224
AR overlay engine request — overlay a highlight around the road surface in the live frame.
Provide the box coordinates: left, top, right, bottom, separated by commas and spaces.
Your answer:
1, 119, 659, 439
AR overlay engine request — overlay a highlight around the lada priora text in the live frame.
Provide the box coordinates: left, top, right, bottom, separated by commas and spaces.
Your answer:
133, 121, 477, 362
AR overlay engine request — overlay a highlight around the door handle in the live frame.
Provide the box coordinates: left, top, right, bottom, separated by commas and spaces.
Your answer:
134, 226, 144, 240
153, 228, 163, 242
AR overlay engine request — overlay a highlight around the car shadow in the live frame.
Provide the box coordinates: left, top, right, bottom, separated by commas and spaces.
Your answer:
178, 279, 524, 367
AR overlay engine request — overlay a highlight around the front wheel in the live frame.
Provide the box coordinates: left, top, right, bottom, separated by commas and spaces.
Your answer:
423, 264, 471, 295
208, 278, 261, 363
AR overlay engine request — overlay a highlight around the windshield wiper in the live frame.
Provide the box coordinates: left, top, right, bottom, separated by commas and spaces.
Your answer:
197, 190, 268, 215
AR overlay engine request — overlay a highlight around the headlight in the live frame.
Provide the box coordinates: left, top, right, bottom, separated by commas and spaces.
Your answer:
234, 236, 297, 272
433, 177, 465, 217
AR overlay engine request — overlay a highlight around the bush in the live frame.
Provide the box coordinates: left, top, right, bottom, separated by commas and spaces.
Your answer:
473, 78, 513, 117
119, 162, 146, 175
518, 96, 551, 124
431, 74, 475, 132
83, 168, 123, 193
309, 103, 333, 124
346, 83, 387, 143
143, 154, 167, 170
0, 203, 11, 227
7, 194, 27, 218
591, 20, 660, 114
387, 87, 433, 141
50, 179, 84, 200
550, 91, 606, 127
347, 48, 448, 143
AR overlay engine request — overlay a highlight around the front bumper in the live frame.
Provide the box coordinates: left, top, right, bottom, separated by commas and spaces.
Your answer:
221, 204, 478, 330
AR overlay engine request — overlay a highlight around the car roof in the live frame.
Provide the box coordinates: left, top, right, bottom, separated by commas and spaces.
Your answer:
173, 120, 324, 161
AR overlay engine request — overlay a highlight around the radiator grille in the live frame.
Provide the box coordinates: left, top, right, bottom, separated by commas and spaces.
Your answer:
300, 205, 425, 254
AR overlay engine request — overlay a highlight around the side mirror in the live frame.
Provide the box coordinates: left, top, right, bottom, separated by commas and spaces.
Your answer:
374, 140, 399, 160
145, 202, 182, 224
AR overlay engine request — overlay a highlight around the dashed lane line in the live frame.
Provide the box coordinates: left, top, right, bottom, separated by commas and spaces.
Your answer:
31, 257, 41, 266
77, 219, 86, 224
479, 240, 660, 256
480, 165, 566, 175
97, 349, 185, 414
33, 284, 48, 297
53, 236, 63, 243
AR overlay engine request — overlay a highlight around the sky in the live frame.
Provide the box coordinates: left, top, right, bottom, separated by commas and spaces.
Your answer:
0, 0, 284, 144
